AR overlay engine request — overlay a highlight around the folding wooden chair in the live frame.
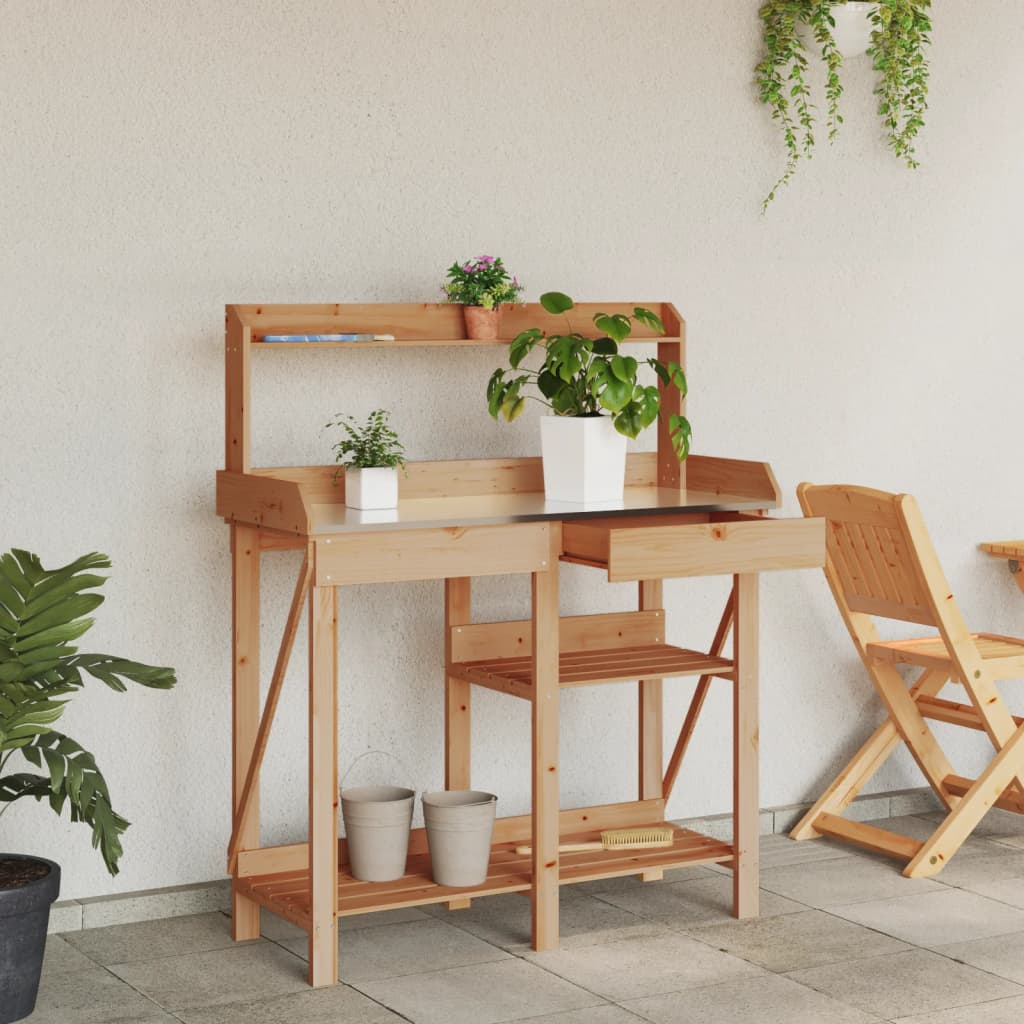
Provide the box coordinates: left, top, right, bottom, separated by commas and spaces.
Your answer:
790, 483, 1024, 877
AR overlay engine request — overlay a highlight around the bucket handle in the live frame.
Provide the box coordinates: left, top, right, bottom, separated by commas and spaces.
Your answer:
340, 749, 423, 795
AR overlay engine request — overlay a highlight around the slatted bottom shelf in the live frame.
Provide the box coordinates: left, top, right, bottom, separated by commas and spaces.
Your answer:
451, 645, 734, 698
238, 824, 733, 930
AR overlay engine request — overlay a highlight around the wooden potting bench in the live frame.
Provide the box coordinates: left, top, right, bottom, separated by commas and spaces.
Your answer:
215, 301, 825, 987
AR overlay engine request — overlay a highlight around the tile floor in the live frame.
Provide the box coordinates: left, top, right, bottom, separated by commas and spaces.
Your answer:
34, 812, 1024, 1024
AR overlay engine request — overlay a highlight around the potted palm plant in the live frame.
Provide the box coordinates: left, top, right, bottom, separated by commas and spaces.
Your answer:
486, 292, 690, 503
326, 408, 406, 510
0, 549, 175, 1024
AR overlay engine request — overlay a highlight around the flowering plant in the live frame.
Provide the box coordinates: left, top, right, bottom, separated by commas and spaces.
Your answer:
442, 255, 523, 309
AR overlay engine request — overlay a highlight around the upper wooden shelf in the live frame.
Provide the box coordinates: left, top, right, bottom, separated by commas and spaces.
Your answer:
229, 302, 683, 346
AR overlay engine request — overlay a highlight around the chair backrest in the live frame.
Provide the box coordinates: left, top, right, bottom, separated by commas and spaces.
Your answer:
797, 483, 945, 628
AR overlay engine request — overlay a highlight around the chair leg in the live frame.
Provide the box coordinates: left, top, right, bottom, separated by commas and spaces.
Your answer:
791, 669, 948, 841
906, 718, 1024, 877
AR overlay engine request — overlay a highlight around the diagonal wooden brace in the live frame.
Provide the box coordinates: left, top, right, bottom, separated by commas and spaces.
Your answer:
227, 550, 312, 872
662, 585, 735, 802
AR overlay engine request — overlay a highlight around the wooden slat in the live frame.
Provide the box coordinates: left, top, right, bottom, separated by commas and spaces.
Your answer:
450, 610, 665, 663
315, 522, 551, 585
225, 307, 250, 472
733, 573, 758, 919
308, 584, 338, 987
943, 773, 1024, 815
237, 823, 733, 922
532, 525, 561, 951
919, 695, 1024, 733
217, 471, 310, 535
815, 813, 924, 860
445, 578, 472, 791
639, 580, 664, 801
981, 541, 1024, 560
656, 339, 685, 492
228, 552, 311, 871
232, 301, 680, 342
231, 524, 261, 941
663, 588, 735, 801
685, 455, 780, 506
452, 644, 733, 693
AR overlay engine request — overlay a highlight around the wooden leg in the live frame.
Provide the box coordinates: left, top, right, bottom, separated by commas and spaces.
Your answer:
444, 577, 472, 910
231, 524, 261, 941
308, 583, 338, 987
790, 669, 950, 841
639, 580, 663, 801
531, 527, 560, 950
907, 719, 1024, 877
733, 573, 758, 919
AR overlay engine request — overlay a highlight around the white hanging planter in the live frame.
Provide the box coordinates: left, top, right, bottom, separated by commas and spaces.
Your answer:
540, 415, 627, 504
831, 1, 874, 58
345, 466, 399, 510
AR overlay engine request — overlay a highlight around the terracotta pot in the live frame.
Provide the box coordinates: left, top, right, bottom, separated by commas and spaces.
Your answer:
463, 306, 501, 341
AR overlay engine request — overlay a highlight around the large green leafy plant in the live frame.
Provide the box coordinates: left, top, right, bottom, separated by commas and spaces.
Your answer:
757, 0, 932, 209
0, 550, 175, 875
486, 292, 691, 459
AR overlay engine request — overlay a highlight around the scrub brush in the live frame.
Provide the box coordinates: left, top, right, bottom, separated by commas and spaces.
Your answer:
514, 826, 674, 856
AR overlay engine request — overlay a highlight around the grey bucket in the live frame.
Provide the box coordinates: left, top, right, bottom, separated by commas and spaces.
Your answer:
422, 790, 497, 887
341, 785, 414, 882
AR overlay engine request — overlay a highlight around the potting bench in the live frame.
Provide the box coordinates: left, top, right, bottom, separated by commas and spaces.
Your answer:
215, 301, 826, 987
981, 541, 1024, 593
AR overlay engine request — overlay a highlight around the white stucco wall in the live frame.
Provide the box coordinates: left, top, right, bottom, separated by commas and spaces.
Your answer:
4, 1, 1024, 900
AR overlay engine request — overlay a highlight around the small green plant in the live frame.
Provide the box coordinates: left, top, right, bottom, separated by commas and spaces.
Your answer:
326, 408, 406, 475
442, 255, 524, 309
486, 292, 691, 459
0, 550, 176, 875
756, 0, 931, 210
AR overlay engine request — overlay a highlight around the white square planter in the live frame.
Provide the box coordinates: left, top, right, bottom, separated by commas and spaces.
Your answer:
345, 466, 399, 510
540, 415, 627, 503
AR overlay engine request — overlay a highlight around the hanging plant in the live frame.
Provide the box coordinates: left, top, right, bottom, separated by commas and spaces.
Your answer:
756, 0, 932, 210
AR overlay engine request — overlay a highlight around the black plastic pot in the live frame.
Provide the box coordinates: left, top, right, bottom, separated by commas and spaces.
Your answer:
0, 855, 60, 1024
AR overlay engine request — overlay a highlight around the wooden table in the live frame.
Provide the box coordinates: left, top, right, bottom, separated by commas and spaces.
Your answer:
215, 302, 826, 987
981, 541, 1024, 592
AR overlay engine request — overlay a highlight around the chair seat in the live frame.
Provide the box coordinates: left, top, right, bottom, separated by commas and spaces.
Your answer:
868, 633, 1024, 678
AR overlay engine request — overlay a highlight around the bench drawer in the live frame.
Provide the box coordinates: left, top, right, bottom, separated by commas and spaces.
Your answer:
562, 513, 825, 582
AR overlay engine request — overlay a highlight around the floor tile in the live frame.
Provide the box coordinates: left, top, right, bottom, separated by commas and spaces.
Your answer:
42, 934, 98, 973
593, 873, 803, 928
686, 908, 910, 972
425, 888, 667, 950
786, 948, 1023, 1019
934, 929, 1024, 985
280, 917, 508, 982
758, 850, 943, 908
65, 911, 240, 965
919, 808, 1024, 839
891, 994, 1024, 1022
356, 957, 604, 1024
623, 973, 880, 1023
754, 834, 851, 870
81, 881, 231, 929
30, 963, 168, 1023
174, 983, 404, 1022
108, 942, 309, 1010
829, 888, 1024, 948
929, 848, 1024, 889
990, 835, 1024, 850
259, 905, 429, 942
522, 930, 764, 1001
964, 876, 1024, 909
508, 1007, 647, 1024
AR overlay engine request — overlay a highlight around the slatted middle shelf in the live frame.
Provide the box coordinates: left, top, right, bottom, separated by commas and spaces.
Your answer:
236, 824, 733, 930
451, 644, 734, 698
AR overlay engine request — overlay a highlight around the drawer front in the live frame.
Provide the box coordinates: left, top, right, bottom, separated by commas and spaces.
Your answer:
565, 515, 825, 582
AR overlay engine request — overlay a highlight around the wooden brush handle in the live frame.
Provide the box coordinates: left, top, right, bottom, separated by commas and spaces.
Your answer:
514, 842, 603, 855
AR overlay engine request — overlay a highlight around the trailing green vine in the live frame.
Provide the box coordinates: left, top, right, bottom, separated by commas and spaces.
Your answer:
870, 0, 931, 167
756, 0, 931, 210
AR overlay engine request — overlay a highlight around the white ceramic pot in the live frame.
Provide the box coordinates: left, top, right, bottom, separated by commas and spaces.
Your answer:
539, 415, 627, 504
345, 466, 399, 510
831, 1, 874, 57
